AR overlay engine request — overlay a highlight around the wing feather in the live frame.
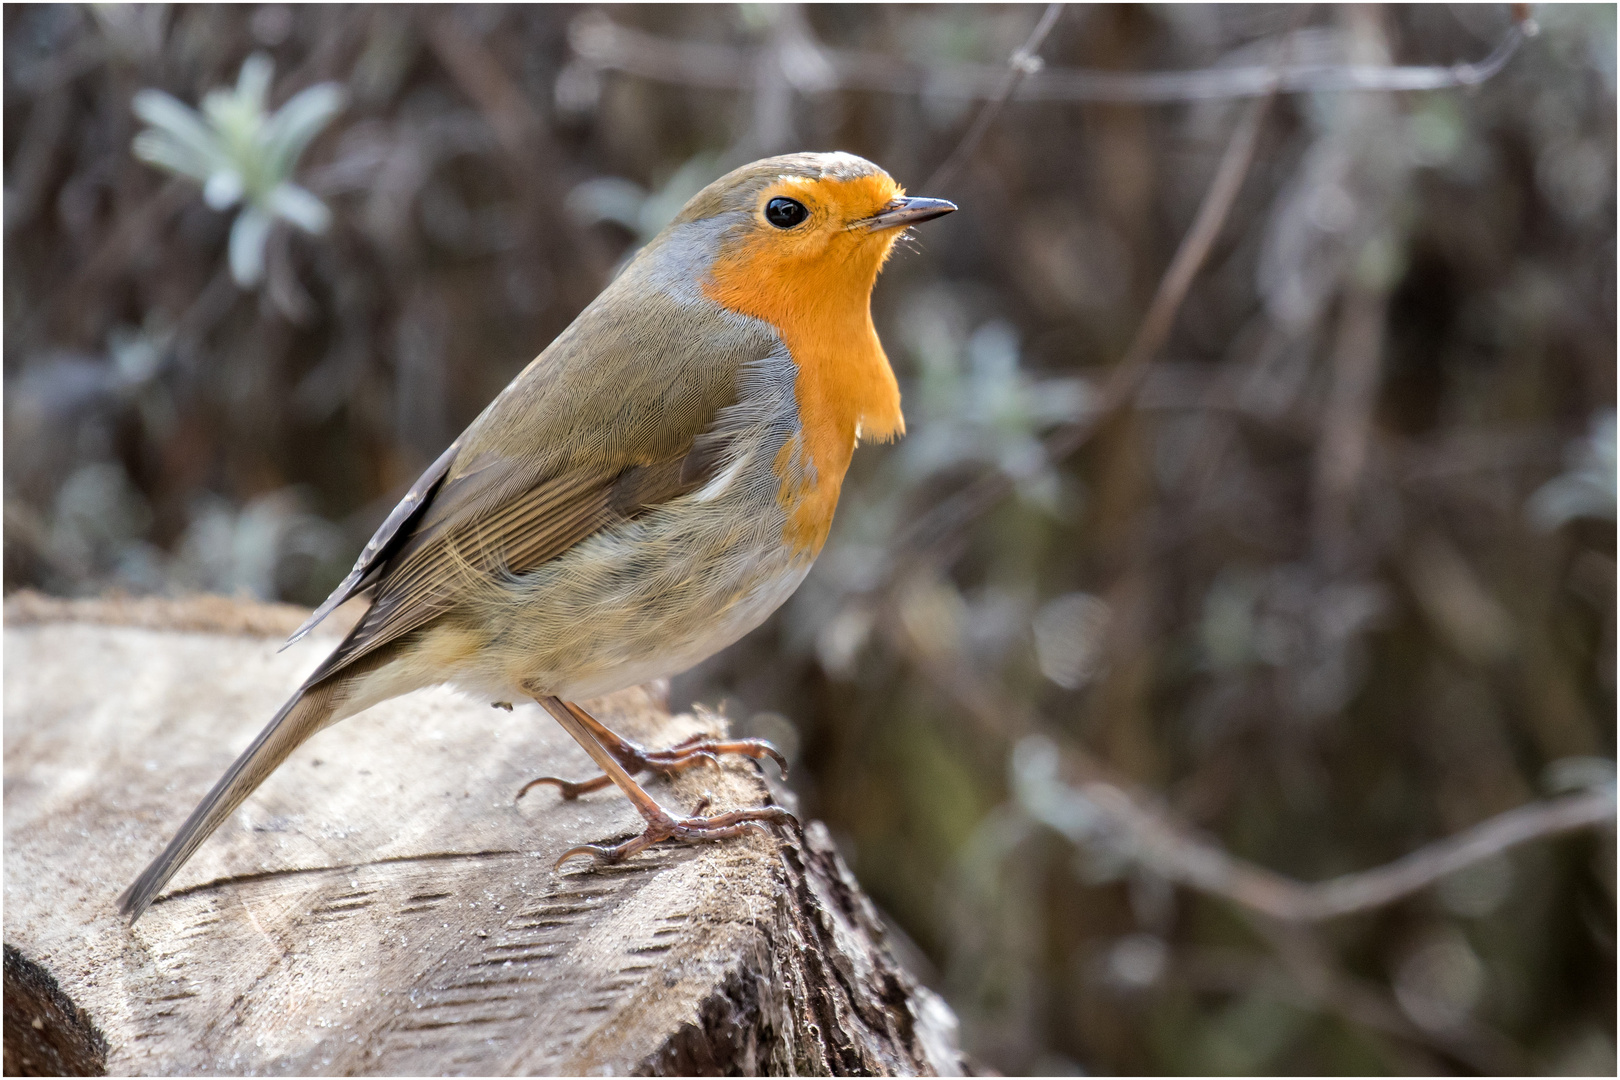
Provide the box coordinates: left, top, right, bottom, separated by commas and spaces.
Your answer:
304, 430, 734, 684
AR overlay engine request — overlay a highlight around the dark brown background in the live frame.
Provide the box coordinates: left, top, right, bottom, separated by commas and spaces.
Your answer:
5, 5, 1614, 1074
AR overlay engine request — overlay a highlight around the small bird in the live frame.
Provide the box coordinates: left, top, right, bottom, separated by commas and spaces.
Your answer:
118, 151, 954, 924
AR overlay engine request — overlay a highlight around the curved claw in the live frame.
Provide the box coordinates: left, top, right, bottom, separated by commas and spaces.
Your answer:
554, 843, 619, 868
554, 823, 669, 868
758, 743, 790, 779
517, 774, 613, 802
744, 740, 790, 779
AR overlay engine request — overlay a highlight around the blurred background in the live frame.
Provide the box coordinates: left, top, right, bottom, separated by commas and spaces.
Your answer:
4, 4, 1614, 1074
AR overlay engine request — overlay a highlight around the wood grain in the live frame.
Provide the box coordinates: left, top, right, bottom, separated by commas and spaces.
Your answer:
3, 596, 961, 1075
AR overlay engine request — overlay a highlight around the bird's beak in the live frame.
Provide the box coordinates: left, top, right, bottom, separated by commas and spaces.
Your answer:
854, 196, 957, 232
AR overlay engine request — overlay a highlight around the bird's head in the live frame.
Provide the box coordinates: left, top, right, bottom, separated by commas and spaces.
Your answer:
673, 151, 954, 280
648, 152, 954, 322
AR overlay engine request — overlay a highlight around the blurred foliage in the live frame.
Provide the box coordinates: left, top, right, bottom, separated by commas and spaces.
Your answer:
4, 4, 1614, 1074
132, 51, 344, 285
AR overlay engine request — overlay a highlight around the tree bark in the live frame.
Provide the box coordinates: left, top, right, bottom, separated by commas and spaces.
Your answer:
3, 594, 962, 1076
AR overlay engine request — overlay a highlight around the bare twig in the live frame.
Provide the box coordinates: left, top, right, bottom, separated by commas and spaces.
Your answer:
877, 66, 1279, 584
4, 81, 75, 235
5, 38, 107, 97
425, 13, 611, 285
426, 15, 554, 182
1006, 19, 1529, 101
923, 3, 1065, 192
569, 11, 1533, 103
891, 604, 1613, 927
1018, 737, 1615, 922
71, 179, 191, 292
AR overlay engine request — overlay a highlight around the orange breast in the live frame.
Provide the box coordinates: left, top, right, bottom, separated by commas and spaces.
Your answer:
703, 180, 905, 557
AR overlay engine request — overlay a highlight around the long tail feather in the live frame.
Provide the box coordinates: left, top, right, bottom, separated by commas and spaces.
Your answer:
117, 678, 342, 924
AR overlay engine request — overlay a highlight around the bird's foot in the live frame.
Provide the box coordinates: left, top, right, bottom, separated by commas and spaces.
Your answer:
553, 799, 800, 868
516, 731, 787, 802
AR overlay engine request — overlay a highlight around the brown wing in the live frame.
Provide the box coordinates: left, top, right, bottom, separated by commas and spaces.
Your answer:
301, 429, 731, 687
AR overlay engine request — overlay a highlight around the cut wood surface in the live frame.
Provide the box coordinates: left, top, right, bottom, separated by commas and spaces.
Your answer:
3, 594, 963, 1076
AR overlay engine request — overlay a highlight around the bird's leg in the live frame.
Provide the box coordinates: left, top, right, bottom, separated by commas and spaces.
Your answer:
516, 699, 787, 801
530, 695, 798, 868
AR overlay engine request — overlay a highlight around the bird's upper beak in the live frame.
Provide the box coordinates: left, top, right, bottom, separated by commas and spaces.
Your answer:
854, 196, 957, 232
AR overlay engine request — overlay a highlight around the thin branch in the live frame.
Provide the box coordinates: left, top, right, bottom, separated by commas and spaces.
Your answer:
876, 65, 1279, 585
1013, 19, 1530, 101
1018, 740, 1615, 922
889, 582, 1614, 938
426, 15, 553, 182
923, 3, 1065, 192
426, 13, 611, 283
569, 12, 1534, 103
1275, 790, 1612, 918
888, 608, 1614, 927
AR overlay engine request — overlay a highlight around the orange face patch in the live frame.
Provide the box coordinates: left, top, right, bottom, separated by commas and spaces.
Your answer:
703, 173, 909, 556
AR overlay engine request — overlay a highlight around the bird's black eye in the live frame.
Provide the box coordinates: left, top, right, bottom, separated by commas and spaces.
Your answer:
765, 197, 809, 229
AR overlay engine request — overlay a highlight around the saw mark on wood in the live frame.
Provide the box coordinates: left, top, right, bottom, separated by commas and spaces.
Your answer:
482, 940, 562, 954
430, 993, 519, 1009
441, 975, 530, 991
575, 854, 679, 878
175, 911, 225, 940
627, 941, 677, 955
510, 918, 582, 930
398, 1013, 515, 1032
399, 890, 453, 913
470, 950, 560, 968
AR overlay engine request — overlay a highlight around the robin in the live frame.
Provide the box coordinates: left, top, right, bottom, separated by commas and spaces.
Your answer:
118, 151, 954, 924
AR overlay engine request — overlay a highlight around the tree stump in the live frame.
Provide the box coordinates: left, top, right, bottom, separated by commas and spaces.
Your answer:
3, 594, 962, 1076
